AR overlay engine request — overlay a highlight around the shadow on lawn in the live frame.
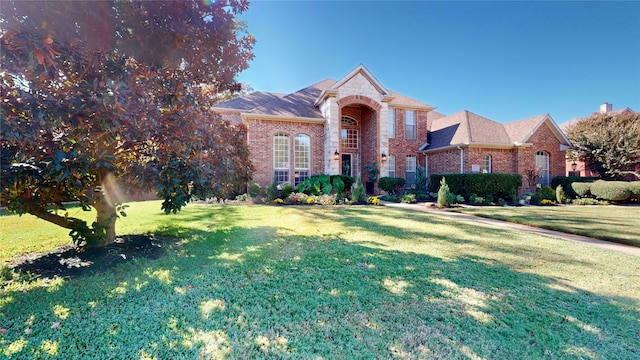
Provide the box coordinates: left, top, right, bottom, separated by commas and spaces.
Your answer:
1, 206, 639, 359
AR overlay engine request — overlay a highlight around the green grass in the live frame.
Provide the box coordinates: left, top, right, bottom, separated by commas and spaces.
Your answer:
451, 205, 640, 247
1, 201, 639, 359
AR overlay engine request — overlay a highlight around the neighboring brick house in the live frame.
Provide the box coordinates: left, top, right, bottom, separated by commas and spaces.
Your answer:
560, 103, 638, 180
214, 65, 570, 194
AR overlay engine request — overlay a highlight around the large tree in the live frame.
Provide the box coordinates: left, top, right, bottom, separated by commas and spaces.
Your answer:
1, 1, 255, 246
566, 111, 640, 180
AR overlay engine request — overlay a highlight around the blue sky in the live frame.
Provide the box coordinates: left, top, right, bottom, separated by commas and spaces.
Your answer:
236, 1, 640, 124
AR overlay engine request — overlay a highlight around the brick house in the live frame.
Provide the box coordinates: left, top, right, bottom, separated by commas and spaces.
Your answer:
214, 65, 570, 193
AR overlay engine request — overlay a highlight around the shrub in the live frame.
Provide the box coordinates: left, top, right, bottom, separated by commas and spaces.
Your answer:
282, 184, 293, 199
401, 193, 416, 204
367, 196, 380, 205
413, 165, 428, 192
630, 182, 640, 200
430, 173, 521, 203
378, 194, 401, 203
378, 177, 406, 194
265, 177, 279, 202
456, 195, 465, 204
351, 177, 366, 203
470, 194, 485, 205
551, 176, 599, 198
590, 180, 631, 202
332, 176, 346, 199
235, 193, 249, 202
297, 174, 354, 196
306, 196, 317, 205
286, 192, 309, 204
437, 177, 454, 208
571, 182, 592, 198
540, 199, 556, 206
248, 183, 261, 198
540, 186, 556, 202
556, 185, 567, 204
317, 194, 336, 205
572, 198, 606, 205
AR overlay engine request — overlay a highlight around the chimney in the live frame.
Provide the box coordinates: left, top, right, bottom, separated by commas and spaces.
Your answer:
600, 102, 612, 113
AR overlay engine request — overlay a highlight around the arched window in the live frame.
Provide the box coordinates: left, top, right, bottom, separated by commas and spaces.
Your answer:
482, 155, 492, 173
341, 116, 358, 149
294, 134, 310, 186
536, 151, 550, 186
273, 133, 290, 185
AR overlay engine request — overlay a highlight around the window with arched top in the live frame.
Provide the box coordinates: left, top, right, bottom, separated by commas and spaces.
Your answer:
341, 116, 358, 127
341, 116, 358, 149
535, 151, 550, 186
482, 155, 492, 173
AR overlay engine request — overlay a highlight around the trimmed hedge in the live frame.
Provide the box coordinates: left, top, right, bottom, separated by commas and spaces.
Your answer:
551, 176, 598, 198
590, 180, 632, 202
429, 173, 522, 203
378, 177, 406, 194
571, 182, 591, 198
570, 180, 640, 202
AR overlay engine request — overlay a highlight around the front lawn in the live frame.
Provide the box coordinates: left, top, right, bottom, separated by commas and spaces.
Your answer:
1, 202, 639, 359
452, 205, 640, 247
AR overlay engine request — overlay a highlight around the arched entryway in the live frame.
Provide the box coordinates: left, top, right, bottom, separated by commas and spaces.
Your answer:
337, 96, 381, 192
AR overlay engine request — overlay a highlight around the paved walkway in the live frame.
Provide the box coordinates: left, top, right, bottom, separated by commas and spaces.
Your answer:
381, 201, 640, 256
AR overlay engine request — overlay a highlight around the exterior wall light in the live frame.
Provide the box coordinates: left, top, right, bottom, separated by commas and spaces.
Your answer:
381, 152, 387, 161
571, 161, 577, 171
334, 150, 340, 161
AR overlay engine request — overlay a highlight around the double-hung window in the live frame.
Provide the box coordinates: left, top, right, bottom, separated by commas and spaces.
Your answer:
388, 109, 395, 138
405, 156, 416, 187
273, 133, 290, 185
388, 155, 396, 178
405, 110, 416, 140
294, 134, 310, 186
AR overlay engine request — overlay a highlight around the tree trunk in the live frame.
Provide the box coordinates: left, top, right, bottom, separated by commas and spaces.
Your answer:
93, 193, 117, 247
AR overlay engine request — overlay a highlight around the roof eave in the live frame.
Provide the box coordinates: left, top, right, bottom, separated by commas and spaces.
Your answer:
314, 89, 339, 106
241, 112, 326, 124
211, 106, 243, 114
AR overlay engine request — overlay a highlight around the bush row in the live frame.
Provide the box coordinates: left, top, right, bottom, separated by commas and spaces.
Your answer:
429, 173, 522, 203
568, 180, 640, 202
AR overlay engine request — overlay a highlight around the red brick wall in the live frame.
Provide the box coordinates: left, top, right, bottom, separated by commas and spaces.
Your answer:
389, 109, 429, 180
427, 148, 461, 177
467, 147, 517, 173
517, 122, 567, 192
246, 119, 325, 187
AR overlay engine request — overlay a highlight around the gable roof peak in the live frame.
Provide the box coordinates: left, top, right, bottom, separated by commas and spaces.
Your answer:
330, 64, 389, 95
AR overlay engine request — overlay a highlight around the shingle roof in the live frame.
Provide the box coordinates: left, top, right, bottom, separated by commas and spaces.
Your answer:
504, 114, 547, 143
214, 68, 434, 118
388, 90, 435, 109
422, 110, 511, 151
215, 91, 286, 111
249, 79, 335, 119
